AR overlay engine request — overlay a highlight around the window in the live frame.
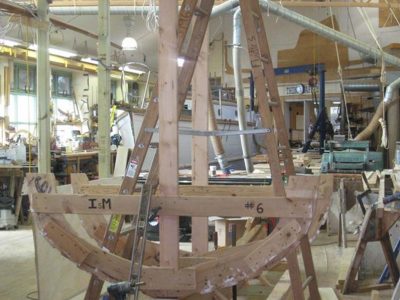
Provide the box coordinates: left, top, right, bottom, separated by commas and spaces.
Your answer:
9, 94, 37, 133
12, 63, 36, 93
52, 71, 72, 98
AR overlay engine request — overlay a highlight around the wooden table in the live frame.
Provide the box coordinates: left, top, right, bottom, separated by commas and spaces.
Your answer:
0, 165, 24, 224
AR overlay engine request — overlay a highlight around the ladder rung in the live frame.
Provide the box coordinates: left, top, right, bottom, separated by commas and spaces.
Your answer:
250, 10, 260, 19
194, 6, 208, 16
260, 56, 269, 63
302, 276, 314, 289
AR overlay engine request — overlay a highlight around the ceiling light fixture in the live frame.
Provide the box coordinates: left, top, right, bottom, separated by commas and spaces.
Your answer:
122, 16, 138, 51
119, 66, 145, 75
81, 57, 99, 65
29, 44, 77, 58
121, 37, 138, 51
177, 57, 185, 67
0, 38, 20, 48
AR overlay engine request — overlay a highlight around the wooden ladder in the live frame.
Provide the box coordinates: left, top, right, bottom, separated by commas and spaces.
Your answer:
83, 1, 215, 299
239, 1, 320, 299
239, 0, 295, 184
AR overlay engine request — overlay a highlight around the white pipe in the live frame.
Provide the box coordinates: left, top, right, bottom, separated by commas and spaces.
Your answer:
384, 77, 400, 103
355, 77, 400, 140
233, 8, 254, 174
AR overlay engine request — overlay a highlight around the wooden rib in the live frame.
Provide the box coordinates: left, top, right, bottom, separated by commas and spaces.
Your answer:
30, 193, 312, 218
70, 173, 111, 248
36, 212, 305, 297
31, 172, 333, 298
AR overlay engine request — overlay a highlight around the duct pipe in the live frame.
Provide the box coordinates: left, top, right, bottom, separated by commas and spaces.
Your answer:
208, 90, 230, 174
233, 8, 254, 173
50, 6, 157, 15
49, 2, 237, 16
343, 83, 381, 92
257, 0, 400, 67
355, 76, 400, 140
51, 1, 400, 68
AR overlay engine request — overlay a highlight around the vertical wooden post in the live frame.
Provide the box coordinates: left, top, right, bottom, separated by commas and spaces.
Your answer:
159, 0, 179, 268
37, 0, 51, 173
97, 0, 111, 178
300, 236, 321, 300
286, 251, 305, 300
192, 27, 210, 255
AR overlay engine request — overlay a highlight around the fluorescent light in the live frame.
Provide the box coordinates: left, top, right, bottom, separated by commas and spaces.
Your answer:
121, 37, 138, 51
29, 44, 77, 58
332, 101, 341, 105
0, 38, 20, 47
81, 57, 99, 65
119, 66, 145, 75
177, 57, 185, 67
49, 48, 77, 58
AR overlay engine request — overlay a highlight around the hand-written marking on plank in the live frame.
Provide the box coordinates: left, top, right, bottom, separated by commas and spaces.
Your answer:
244, 201, 264, 214
88, 198, 112, 210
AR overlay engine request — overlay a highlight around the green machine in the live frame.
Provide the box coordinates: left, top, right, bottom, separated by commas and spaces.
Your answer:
321, 140, 383, 173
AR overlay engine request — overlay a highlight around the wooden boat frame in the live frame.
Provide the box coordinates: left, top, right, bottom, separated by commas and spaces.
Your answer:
27, 0, 336, 298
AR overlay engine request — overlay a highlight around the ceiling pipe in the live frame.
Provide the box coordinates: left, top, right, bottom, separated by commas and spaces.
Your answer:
49, 6, 157, 15
49, 2, 235, 16
232, 8, 254, 174
50, 0, 400, 68
343, 83, 381, 92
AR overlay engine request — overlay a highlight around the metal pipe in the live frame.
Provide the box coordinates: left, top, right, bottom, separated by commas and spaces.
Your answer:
37, 0, 51, 173
384, 77, 400, 103
233, 8, 254, 174
257, 0, 400, 67
49, 6, 157, 15
50, 1, 400, 68
343, 83, 381, 92
208, 90, 230, 174
355, 76, 400, 140
318, 68, 326, 153
49, 2, 236, 16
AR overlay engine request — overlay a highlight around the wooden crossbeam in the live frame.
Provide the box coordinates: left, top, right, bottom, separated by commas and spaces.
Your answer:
76, 183, 276, 196
30, 193, 313, 218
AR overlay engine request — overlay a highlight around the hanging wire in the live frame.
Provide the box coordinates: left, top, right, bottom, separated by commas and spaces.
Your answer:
143, 0, 159, 32
329, 7, 353, 139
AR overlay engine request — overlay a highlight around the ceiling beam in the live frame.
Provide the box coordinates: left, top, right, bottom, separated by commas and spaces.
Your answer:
0, 0, 122, 50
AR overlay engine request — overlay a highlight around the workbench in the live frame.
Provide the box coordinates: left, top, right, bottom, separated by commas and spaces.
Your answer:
52, 150, 117, 184
0, 165, 25, 226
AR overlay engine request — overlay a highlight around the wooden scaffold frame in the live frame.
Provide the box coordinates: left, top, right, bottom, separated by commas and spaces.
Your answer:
27, 0, 335, 299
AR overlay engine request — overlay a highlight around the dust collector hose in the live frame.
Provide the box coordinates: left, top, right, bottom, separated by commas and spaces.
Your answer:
355, 77, 400, 141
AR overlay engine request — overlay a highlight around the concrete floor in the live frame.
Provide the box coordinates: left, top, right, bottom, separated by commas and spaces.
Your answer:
0, 226, 395, 300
